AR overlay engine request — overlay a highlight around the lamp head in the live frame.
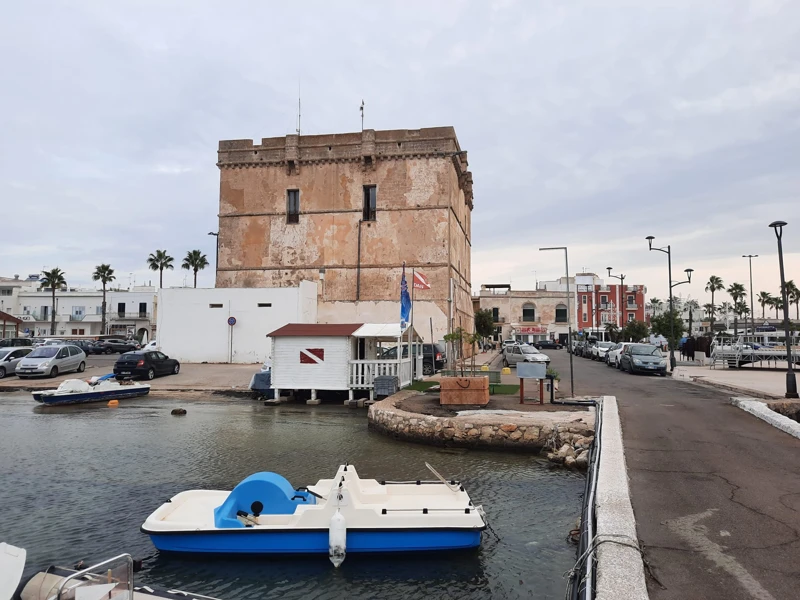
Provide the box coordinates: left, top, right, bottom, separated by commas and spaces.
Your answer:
685, 268, 694, 283
208, 231, 219, 236
607, 267, 612, 276
645, 235, 655, 250
769, 221, 787, 229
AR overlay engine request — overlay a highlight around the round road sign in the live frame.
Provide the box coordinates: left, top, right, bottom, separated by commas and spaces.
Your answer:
228, 316, 237, 326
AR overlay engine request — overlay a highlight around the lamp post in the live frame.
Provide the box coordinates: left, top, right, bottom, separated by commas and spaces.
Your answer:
742, 255, 758, 341
606, 267, 625, 339
208, 232, 219, 285
646, 236, 693, 370
768, 221, 798, 398
540, 246, 574, 397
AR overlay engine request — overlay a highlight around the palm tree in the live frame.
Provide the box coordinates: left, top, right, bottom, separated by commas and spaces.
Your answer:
92, 264, 115, 335
719, 301, 733, 330
684, 299, 700, 335
786, 280, 800, 321
649, 297, 663, 315
757, 291, 773, 319
703, 303, 716, 320
727, 282, 746, 337
147, 250, 174, 288
769, 295, 784, 319
40, 268, 66, 335
705, 275, 725, 336
181, 250, 209, 288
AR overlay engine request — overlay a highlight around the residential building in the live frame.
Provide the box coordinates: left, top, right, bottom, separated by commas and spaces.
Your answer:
474, 284, 575, 345
156, 282, 317, 363
214, 126, 475, 346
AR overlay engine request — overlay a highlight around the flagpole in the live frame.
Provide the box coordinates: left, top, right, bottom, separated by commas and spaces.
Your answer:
410, 268, 415, 381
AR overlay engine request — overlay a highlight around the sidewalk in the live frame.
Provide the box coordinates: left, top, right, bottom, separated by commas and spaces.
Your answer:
673, 364, 791, 399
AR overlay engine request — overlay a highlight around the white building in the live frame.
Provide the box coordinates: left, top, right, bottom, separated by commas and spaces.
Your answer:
156, 282, 317, 364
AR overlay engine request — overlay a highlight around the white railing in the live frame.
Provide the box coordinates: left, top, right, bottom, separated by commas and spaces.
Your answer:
349, 358, 413, 389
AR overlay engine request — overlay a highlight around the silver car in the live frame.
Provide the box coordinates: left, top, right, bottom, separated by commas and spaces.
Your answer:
503, 344, 550, 368
16, 344, 87, 378
0, 347, 34, 378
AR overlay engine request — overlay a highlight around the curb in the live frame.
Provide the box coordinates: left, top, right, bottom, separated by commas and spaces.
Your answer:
730, 397, 800, 440
595, 395, 649, 600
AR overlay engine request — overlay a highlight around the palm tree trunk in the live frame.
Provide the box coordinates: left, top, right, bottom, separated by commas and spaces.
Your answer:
194, 269, 198, 288
762, 305, 765, 319
101, 283, 107, 335
710, 292, 715, 338
50, 288, 56, 335
160, 268, 163, 289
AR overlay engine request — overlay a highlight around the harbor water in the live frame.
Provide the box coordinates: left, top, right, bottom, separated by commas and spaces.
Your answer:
0, 393, 585, 599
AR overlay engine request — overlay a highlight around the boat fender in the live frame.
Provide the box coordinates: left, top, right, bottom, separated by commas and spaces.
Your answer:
329, 509, 347, 568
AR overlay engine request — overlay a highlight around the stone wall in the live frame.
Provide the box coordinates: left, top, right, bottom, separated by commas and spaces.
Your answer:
368, 391, 595, 455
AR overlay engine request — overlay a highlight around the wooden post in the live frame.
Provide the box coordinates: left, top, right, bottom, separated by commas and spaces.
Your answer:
539, 378, 544, 404
519, 377, 524, 404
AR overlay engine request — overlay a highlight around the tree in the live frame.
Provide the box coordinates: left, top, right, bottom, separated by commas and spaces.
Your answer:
623, 320, 649, 343
726, 282, 746, 338
786, 280, 800, 321
649, 297, 663, 314
444, 327, 467, 376
650, 310, 684, 350
92, 264, 115, 335
474, 308, 495, 340
40, 268, 66, 335
147, 250, 174, 288
757, 291, 773, 319
604, 322, 620, 343
181, 250, 209, 288
684, 299, 699, 336
705, 275, 725, 336
771, 295, 785, 319
702, 303, 716, 320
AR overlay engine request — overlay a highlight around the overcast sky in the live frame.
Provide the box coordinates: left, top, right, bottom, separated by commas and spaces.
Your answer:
2, 0, 798, 308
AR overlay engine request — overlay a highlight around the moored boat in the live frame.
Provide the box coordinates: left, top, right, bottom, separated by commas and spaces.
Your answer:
141, 463, 486, 566
32, 375, 150, 406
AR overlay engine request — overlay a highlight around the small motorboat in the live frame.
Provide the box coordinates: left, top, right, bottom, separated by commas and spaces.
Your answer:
33, 374, 150, 406
1, 542, 220, 600
141, 463, 486, 566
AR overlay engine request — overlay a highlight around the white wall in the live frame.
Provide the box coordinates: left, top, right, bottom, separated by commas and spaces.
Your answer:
317, 300, 447, 344
157, 284, 317, 363
272, 335, 351, 391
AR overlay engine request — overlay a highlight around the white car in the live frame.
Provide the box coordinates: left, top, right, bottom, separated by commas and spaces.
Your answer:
16, 344, 87, 378
606, 342, 635, 369
503, 344, 550, 367
591, 342, 616, 361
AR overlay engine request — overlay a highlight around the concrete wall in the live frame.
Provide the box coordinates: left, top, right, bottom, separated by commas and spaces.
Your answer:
156, 283, 317, 363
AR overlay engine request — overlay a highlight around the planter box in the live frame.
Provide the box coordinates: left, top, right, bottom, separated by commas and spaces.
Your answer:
440, 376, 490, 406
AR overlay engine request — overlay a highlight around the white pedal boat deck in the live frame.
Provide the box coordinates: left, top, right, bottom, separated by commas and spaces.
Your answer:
141, 464, 486, 564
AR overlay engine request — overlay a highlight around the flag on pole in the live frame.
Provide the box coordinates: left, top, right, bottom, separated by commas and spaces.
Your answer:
400, 263, 412, 328
413, 270, 431, 290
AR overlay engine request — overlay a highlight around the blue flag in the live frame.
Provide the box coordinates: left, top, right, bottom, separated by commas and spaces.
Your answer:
400, 264, 411, 328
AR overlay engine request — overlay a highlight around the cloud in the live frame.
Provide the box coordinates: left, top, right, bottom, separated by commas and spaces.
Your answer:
0, 0, 798, 303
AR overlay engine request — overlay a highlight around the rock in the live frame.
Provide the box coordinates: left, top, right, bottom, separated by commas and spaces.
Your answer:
547, 452, 564, 464
171, 408, 187, 416
558, 443, 575, 459
523, 427, 541, 441
467, 428, 480, 437
480, 426, 494, 441
576, 453, 588, 469
565, 456, 577, 469
509, 430, 523, 440
500, 424, 517, 433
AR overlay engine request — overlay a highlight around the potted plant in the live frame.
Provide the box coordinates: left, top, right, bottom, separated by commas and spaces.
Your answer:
546, 367, 561, 393
439, 327, 489, 406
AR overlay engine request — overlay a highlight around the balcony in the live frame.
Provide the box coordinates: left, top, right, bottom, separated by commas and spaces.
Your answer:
493, 316, 505, 324
626, 303, 638, 310
111, 312, 151, 320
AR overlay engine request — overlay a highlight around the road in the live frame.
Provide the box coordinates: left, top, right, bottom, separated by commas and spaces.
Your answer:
546, 349, 800, 600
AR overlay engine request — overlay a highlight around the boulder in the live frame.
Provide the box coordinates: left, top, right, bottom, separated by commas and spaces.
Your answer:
576, 453, 589, 469
558, 443, 575, 459
565, 455, 577, 469
171, 408, 187, 416
500, 424, 518, 433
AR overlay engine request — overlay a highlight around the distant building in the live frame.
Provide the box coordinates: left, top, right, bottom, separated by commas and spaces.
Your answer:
473, 284, 575, 345
214, 127, 475, 345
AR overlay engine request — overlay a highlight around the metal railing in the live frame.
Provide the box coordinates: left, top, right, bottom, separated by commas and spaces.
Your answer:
111, 311, 151, 320
54, 553, 133, 599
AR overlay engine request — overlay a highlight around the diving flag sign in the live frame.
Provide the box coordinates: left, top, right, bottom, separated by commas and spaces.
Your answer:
300, 348, 325, 364
413, 270, 431, 290
400, 264, 412, 327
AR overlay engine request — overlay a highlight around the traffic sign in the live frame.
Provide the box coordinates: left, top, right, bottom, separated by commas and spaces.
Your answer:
228, 316, 237, 326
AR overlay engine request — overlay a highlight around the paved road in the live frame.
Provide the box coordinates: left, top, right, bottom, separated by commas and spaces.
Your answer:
548, 350, 800, 600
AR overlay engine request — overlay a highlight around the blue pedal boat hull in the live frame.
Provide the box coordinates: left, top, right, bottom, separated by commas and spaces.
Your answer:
33, 386, 150, 405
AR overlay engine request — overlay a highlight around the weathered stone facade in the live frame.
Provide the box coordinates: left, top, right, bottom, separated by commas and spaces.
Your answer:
216, 128, 474, 343
368, 391, 595, 457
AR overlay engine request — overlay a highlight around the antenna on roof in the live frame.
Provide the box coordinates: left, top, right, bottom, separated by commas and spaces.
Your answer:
360, 99, 365, 131
296, 82, 301, 136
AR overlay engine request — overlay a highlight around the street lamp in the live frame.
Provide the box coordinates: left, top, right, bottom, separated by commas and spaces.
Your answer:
540, 246, 574, 397
646, 236, 693, 370
606, 267, 626, 333
742, 255, 758, 341
768, 221, 798, 398
208, 232, 219, 285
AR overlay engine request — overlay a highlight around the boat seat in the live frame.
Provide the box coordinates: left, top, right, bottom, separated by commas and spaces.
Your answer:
214, 472, 316, 528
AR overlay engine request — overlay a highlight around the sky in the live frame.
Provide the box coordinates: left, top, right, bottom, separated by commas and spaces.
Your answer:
1, 0, 799, 308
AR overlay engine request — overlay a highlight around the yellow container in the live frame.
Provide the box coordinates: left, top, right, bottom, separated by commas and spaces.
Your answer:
501, 367, 511, 375
480, 364, 489, 371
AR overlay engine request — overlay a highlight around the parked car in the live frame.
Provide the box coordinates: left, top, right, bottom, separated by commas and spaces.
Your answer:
67, 340, 98, 355
0, 338, 33, 348
379, 343, 446, 376
33, 338, 63, 348
114, 350, 180, 380
503, 344, 550, 367
606, 342, 635, 368
619, 344, 667, 376
0, 347, 34, 378
591, 341, 616, 361
95, 339, 140, 354
16, 344, 86, 378
535, 340, 563, 350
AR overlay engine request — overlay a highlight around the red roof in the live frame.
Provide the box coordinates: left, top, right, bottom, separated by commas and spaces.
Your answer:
0, 311, 22, 324
268, 323, 363, 337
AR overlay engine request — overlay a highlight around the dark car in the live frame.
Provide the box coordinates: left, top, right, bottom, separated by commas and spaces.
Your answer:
0, 338, 33, 347
113, 350, 180, 380
380, 343, 446, 376
70, 340, 98, 355
96, 339, 139, 354
619, 344, 667, 376
535, 340, 563, 350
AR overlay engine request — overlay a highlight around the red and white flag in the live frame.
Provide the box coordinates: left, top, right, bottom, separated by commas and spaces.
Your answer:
413, 270, 431, 290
